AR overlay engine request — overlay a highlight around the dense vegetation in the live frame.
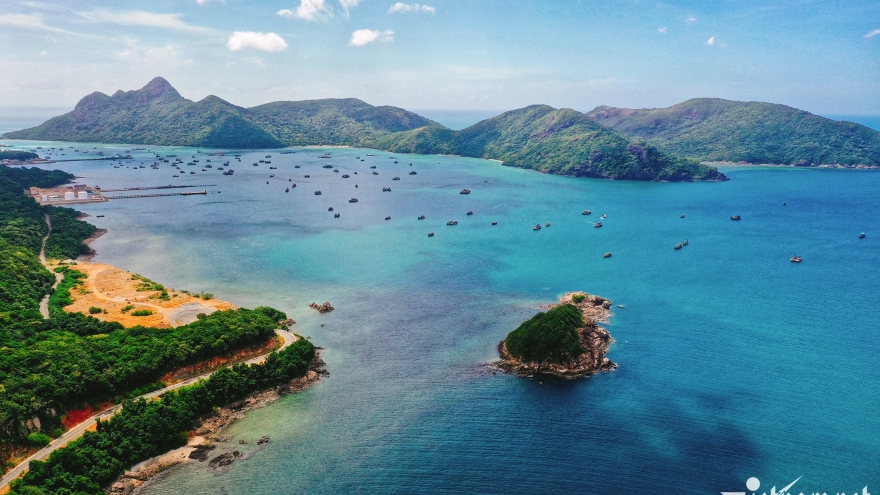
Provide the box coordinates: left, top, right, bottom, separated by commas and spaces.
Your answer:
587, 98, 880, 166
504, 304, 586, 364
2, 77, 724, 182
42, 206, 97, 260
0, 151, 38, 161
376, 105, 726, 181
8, 338, 315, 495
2, 78, 434, 149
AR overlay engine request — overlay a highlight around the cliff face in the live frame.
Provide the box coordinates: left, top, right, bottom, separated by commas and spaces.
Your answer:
498, 293, 617, 379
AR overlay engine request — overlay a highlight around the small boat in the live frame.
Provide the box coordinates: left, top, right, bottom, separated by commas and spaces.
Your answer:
315, 191, 322, 195
270, 173, 275, 177
265, 155, 271, 158
428, 232, 434, 237
674, 243, 683, 250
190, 171, 196, 174
582, 210, 591, 215
305, 175, 311, 178
372, 171, 379, 175
683, 239, 689, 245
409, 171, 417, 175
328, 207, 334, 212
349, 198, 359, 203
266, 181, 269, 184
342, 174, 350, 178
594, 222, 602, 228
545, 222, 551, 227
370, 165, 377, 169
392, 177, 400, 181
285, 188, 289, 193
790, 255, 802, 263
323, 164, 333, 169
385, 216, 391, 220
460, 189, 471, 195
367, 153, 376, 156
96, 215, 104, 218
223, 170, 234, 175
604, 252, 612, 258
173, 175, 179, 177
600, 214, 606, 219
467, 211, 473, 216
447, 220, 458, 226
202, 169, 207, 172
731, 215, 742, 221
383, 187, 391, 192
292, 183, 296, 187
533, 224, 542, 231
334, 213, 340, 218
253, 163, 259, 166
491, 221, 497, 225
680, 214, 685, 218
333, 169, 339, 173
859, 232, 866, 239
295, 165, 301, 168
270, 166, 277, 170
418, 215, 425, 220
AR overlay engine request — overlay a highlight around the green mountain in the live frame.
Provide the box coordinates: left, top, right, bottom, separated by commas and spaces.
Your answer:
376, 105, 726, 181
3, 77, 725, 182
586, 98, 880, 167
2, 77, 435, 149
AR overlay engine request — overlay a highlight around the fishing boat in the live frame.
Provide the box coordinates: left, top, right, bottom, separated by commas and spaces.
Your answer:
383, 187, 391, 192
409, 171, 417, 175
594, 222, 602, 228
582, 210, 591, 215
604, 252, 612, 258
545, 222, 551, 227
392, 177, 400, 181
680, 214, 685, 218
349, 198, 359, 203
731, 215, 742, 221
460, 189, 471, 195
467, 211, 473, 216
270, 173, 275, 177
418, 215, 425, 220
314, 191, 322, 195
385, 216, 391, 220
600, 214, 606, 219
223, 169, 234, 175
428, 232, 434, 237
328, 207, 334, 212
674, 243, 683, 250
334, 213, 340, 218
342, 174, 350, 178
367, 153, 376, 156
859, 232, 866, 238
492, 221, 497, 225
533, 224, 542, 231
683, 239, 689, 245
447, 220, 458, 226
790, 255, 802, 263
269, 166, 277, 169
370, 165, 377, 169
295, 165, 301, 168
305, 175, 311, 178
373, 171, 379, 175
333, 169, 339, 173
323, 164, 333, 169
285, 188, 289, 193
172, 175, 179, 177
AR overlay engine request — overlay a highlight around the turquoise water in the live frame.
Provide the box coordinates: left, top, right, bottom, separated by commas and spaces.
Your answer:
4, 141, 879, 494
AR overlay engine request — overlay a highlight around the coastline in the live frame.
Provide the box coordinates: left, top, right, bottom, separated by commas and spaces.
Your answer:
109, 353, 328, 495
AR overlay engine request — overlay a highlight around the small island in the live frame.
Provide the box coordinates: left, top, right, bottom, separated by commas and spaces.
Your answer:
498, 292, 617, 378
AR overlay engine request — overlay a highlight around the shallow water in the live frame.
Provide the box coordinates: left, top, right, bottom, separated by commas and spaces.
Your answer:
5, 141, 879, 494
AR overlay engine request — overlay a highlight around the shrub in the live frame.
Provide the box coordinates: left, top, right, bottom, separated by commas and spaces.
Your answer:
120, 305, 134, 313
200, 292, 213, 300
504, 304, 586, 364
572, 293, 586, 303
27, 432, 51, 447
89, 306, 102, 314
130, 309, 153, 317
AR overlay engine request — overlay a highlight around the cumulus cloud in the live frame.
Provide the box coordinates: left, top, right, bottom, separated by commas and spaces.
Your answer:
657, 27, 667, 34
686, 16, 696, 24
865, 29, 880, 39
278, 0, 332, 21
0, 13, 76, 34
388, 3, 435, 14
77, 9, 207, 31
349, 29, 393, 46
339, 0, 362, 15
706, 36, 716, 46
226, 31, 288, 52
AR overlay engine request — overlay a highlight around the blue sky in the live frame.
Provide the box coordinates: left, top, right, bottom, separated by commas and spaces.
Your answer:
1, 0, 878, 114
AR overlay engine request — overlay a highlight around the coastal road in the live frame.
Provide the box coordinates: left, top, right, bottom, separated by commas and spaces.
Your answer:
0, 329, 297, 490
38, 214, 63, 319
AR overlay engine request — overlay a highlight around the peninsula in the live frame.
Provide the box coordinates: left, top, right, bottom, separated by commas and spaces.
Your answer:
498, 292, 617, 378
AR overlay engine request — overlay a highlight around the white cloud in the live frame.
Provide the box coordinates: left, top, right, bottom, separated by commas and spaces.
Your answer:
77, 10, 207, 31
657, 27, 667, 34
0, 13, 76, 34
706, 36, 716, 46
686, 16, 697, 24
388, 3, 435, 14
349, 29, 394, 46
39, 50, 47, 56
705, 36, 726, 48
227, 31, 288, 52
339, 0, 362, 16
865, 29, 880, 39
195, 0, 224, 4
278, 0, 332, 21
113, 40, 193, 67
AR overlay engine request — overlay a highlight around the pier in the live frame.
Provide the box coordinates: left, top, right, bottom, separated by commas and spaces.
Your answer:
99, 184, 216, 192
104, 190, 209, 199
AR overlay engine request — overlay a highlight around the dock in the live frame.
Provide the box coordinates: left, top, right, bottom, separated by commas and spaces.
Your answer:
104, 190, 209, 199
99, 184, 216, 192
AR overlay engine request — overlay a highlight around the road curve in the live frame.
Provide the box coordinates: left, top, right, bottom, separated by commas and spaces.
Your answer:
0, 329, 297, 490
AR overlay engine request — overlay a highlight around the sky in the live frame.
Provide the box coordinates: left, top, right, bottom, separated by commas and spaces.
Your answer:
1, 0, 879, 115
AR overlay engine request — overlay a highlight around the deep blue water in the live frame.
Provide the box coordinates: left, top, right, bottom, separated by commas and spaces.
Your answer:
3, 141, 878, 494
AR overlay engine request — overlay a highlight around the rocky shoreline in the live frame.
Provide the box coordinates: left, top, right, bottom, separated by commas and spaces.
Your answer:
107, 353, 328, 495
497, 292, 618, 379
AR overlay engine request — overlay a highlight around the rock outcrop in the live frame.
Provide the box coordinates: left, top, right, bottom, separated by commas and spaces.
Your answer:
309, 301, 334, 313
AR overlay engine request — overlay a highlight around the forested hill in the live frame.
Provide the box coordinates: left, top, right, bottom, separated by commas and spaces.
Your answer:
375, 105, 726, 181
2, 77, 438, 149
586, 98, 880, 167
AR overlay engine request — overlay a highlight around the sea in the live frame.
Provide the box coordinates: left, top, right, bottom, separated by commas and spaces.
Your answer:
2, 124, 879, 494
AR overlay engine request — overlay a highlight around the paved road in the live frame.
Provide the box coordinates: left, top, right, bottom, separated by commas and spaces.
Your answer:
0, 329, 296, 490
38, 214, 62, 319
